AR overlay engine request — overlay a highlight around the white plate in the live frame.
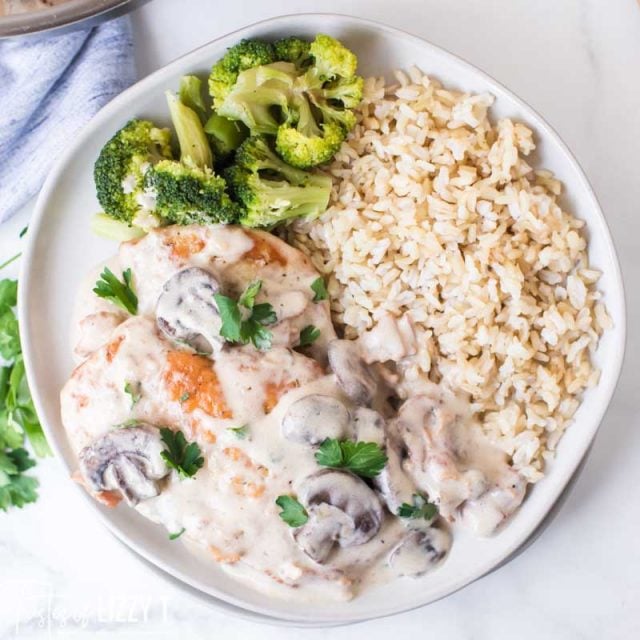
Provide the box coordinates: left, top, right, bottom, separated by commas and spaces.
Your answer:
19, 13, 626, 626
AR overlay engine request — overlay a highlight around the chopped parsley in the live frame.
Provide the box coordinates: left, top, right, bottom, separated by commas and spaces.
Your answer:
315, 439, 387, 479
310, 277, 328, 302
93, 267, 138, 315
298, 325, 320, 347
275, 495, 308, 527
179, 392, 190, 403
214, 280, 277, 351
124, 381, 141, 407
159, 428, 204, 479
169, 527, 186, 540
227, 425, 249, 440
114, 419, 139, 429
397, 493, 438, 521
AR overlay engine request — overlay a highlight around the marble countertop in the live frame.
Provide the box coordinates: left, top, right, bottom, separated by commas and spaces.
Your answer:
1, 0, 639, 637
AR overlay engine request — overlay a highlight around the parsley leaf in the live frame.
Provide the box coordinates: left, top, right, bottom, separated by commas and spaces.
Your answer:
93, 267, 138, 315
0, 447, 38, 511
19, 226, 28, 239
397, 493, 438, 521
0, 253, 21, 272
159, 428, 204, 479
298, 325, 320, 347
169, 527, 186, 540
0, 308, 20, 360
238, 280, 262, 309
0, 278, 48, 512
310, 277, 328, 302
214, 280, 277, 351
124, 381, 142, 407
315, 439, 388, 478
227, 425, 249, 439
275, 495, 309, 527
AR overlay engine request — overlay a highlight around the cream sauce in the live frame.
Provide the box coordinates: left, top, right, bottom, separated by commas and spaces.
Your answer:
62, 224, 527, 601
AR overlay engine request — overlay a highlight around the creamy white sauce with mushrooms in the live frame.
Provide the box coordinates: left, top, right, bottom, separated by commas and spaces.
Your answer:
61, 224, 527, 601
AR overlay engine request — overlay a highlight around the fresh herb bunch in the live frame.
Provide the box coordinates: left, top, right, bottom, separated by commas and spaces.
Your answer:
214, 280, 277, 350
315, 439, 387, 478
0, 278, 50, 511
159, 427, 204, 478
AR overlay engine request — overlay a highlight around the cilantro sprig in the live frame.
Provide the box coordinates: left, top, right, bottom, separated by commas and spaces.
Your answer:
214, 280, 277, 350
159, 428, 204, 479
0, 277, 50, 511
315, 439, 387, 479
93, 267, 138, 315
275, 495, 309, 527
397, 493, 438, 521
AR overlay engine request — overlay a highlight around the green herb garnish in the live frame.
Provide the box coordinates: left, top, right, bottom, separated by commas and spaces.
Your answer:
0, 277, 49, 511
298, 325, 320, 347
315, 439, 387, 478
169, 527, 186, 540
93, 267, 138, 315
397, 493, 438, 521
310, 277, 328, 302
159, 427, 204, 479
214, 280, 277, 351
124, 381, 141, 407
227, 425, 248, 440
179, 392, 190, 403
114, 419, 139, 429
275, 495, 308, 527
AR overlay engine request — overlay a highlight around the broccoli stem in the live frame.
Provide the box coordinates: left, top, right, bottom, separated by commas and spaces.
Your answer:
91, 213, 147, 242
166, 91, 213, 170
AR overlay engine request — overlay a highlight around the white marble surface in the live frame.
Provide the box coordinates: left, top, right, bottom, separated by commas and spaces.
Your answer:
1, 0, 639, 637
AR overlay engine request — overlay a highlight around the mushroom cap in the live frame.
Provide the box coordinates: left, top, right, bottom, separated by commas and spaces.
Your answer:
388, 527, 451, 577
156, 267, 223, 355
352, 407, 385, 445
281, 394, 352, 445
78, 424, 169, 506
295, 469, 384, 563
327, 339, 379, 407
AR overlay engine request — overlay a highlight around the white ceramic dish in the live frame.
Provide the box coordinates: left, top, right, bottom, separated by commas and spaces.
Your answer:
19, 13, 626, 626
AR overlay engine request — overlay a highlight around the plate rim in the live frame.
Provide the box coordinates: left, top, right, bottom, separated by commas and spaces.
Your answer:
18, 11, 627, 625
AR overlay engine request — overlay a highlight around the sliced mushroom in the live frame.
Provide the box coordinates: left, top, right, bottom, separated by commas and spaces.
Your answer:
388, 527, 451, 577
156, 267, 223, 355
294, 470, 384, 563
78, 425, 169, 506
374, 435, 416, 515
327, 339, 379, 406
294, 503, 355, 564
281, 394, 352, 445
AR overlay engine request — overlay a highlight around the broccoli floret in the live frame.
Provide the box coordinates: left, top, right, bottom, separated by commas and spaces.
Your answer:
225, 136, 331, 228
273, 37, 311, 68
215, 62, 295, 135
209, 39, 275, 107
94, 119, 172, 224
166, 91, 213, 169
204, 113, 249, 166
306, 34, 358, 85
275, 120, 345, 169
207, 34, 362, 169
145, 160, 240, 225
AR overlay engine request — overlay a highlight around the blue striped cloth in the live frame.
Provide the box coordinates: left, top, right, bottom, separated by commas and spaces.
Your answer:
0, 17, 135, 222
